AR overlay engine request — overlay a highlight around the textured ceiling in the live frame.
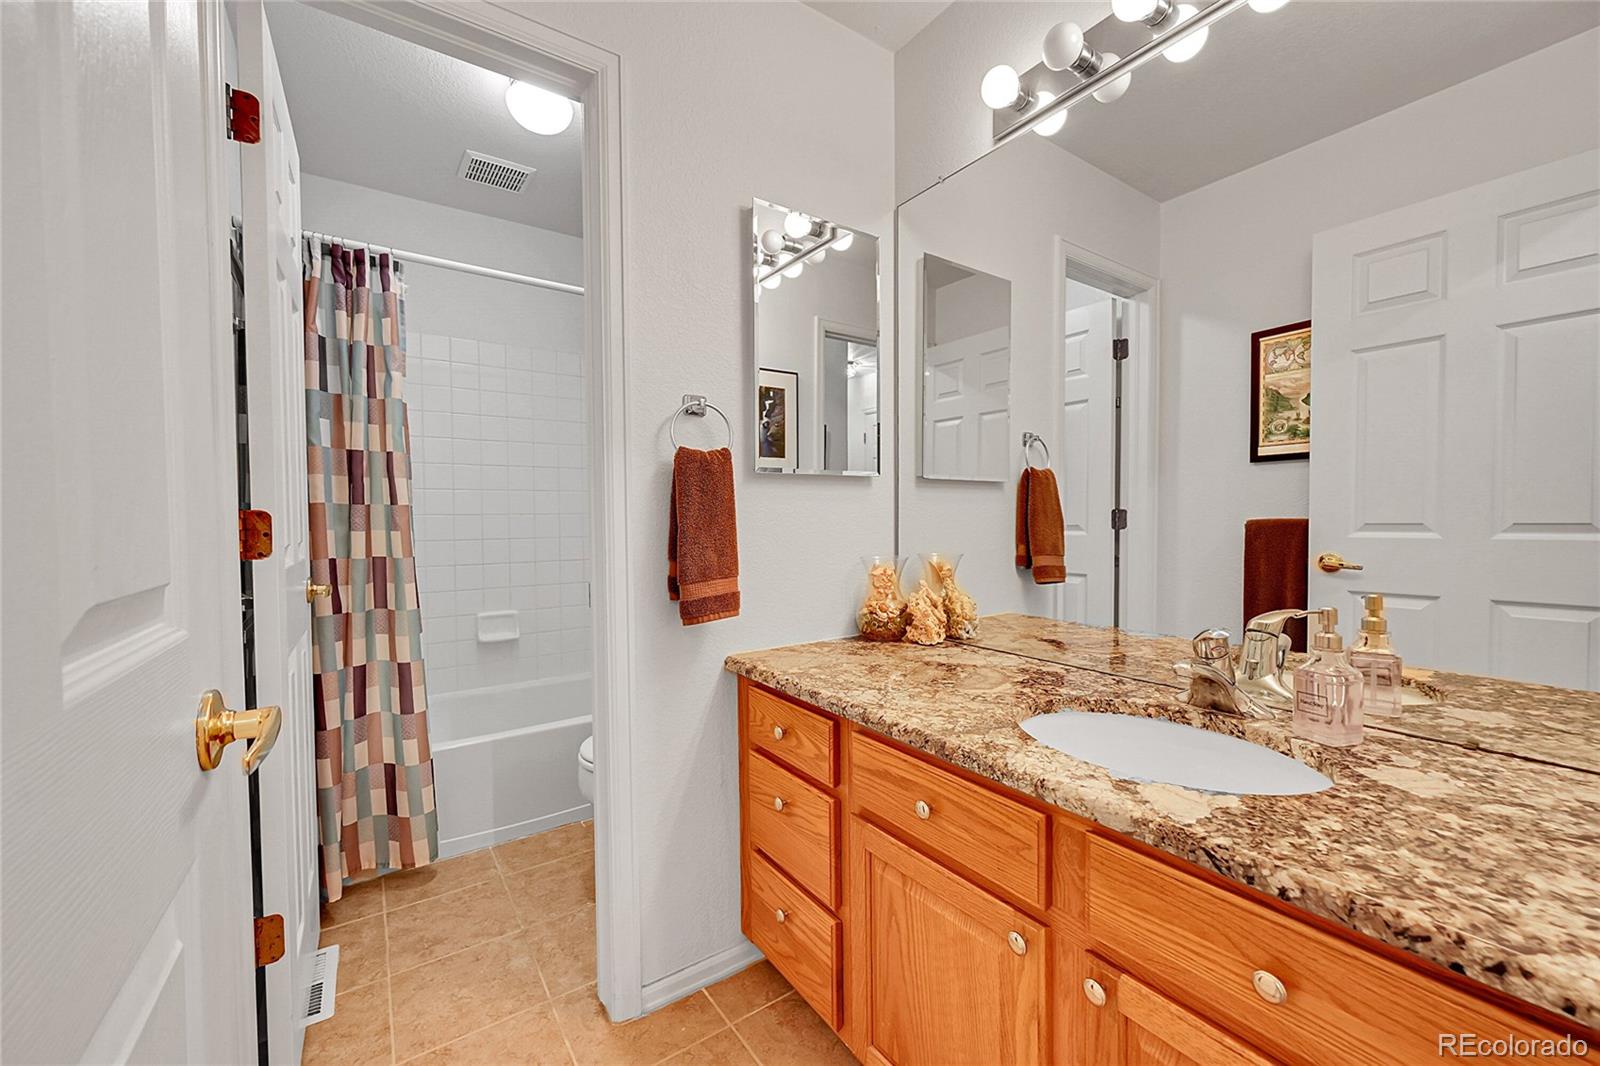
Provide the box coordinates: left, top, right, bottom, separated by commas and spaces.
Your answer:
1043, 1, 1600, 202
803, 1, 954, 51
266, 2, 584, 235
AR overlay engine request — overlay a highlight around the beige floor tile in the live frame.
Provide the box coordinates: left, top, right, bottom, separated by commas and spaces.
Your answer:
504, 852, 594, 922
551, 989, 725, 1066
734, 995, 855, 1066
384, 849, 501, 910
494, 821, 594, 874
660, 1028, 758, 1066
386, 877, 521, 972
390, 933, 549, 1061
302, 978, 393, 1066
704, 961, 792, 1023
321, 877, 385, 929
525, 904, 596, 997
401, 1003, 573, 1066
321, 914, 388, 992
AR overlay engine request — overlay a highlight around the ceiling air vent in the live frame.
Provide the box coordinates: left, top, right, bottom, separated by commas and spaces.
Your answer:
457, 150, 535, 193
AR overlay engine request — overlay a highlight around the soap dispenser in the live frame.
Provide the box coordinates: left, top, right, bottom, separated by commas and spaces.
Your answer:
1293, 607, 1364, 747
1349, 594, 1402, 717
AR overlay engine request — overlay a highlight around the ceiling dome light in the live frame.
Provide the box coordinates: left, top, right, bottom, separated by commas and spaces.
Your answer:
1041, 22, 1091, 73
1112, 0, 1160, 22
832, 229, 855, 252
505, 81, 575, 135
980, 64, 1024, 110
1162, 4, 1209, 62
759, 229, 786, 255
1032, 91, 1067, 137
783, 211, 813, 239
1248, 0, 1289, 10
1092, 53, 1131, 103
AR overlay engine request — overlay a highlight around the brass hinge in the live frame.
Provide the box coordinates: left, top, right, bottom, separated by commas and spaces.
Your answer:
254, 914, 285, 966
226, 84, 261, 144
240, 509, 273, 560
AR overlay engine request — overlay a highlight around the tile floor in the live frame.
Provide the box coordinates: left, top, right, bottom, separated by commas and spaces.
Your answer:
307, 820, 855, 1066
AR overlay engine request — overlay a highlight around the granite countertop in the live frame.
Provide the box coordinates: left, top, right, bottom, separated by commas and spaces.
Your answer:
724, 618, 1600, 1026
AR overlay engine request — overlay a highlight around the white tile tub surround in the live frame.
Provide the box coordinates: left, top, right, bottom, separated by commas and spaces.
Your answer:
406, 330, 594, 696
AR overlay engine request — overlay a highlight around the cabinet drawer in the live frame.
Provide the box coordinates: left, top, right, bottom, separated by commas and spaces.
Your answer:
747, 685, 838, 787
746, 850, 841, 1030
1088, 837, 1587, 1066
851, 732, 1047, 909
746, 751, 838, 907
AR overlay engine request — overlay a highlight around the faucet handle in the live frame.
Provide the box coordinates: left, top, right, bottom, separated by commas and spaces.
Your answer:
1191, 629, 1235, 682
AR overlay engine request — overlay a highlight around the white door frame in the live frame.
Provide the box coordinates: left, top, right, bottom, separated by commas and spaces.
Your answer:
1053, 237, 1160, 634
281, 0, 641, 1020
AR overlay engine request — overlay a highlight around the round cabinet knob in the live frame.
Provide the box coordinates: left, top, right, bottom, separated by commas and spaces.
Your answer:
1007, 931, 1027, 956
772, 725, 786, 741
772, 796, 785, 812
1082, 979, 1106, 1007
1251, 969, 1288, 1005
775, 909, 787, 924
914, 800, 932, 820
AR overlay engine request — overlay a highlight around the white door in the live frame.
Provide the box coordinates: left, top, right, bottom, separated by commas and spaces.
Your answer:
1, 2, 256, 1062
923, 325, 1011, 481
237, 3, 320, 1061
1310, 150, 1600, 688
1059, 297, 1117, 625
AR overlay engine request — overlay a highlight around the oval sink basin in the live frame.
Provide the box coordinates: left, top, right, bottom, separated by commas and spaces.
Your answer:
1020, 711, 1333, 796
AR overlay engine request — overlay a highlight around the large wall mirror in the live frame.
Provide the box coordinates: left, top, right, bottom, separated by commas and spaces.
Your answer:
895, 1, 1600, 696
752, 198, 881, 476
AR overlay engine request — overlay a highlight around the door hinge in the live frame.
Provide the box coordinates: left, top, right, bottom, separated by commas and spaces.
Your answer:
1112, 338, 1130, 361
254, 914, 285, 966
240, 509, 273, 560
1111, 508, 1129, 531
226, 84, 261, 144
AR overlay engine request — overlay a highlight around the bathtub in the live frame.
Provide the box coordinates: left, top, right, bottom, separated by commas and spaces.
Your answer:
430, 674, 593, 859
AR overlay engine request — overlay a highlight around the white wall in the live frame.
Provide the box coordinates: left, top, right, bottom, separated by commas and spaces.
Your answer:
898, 134, 1160, 616
1155, 29, 1600, 640
502, 1, 896, 993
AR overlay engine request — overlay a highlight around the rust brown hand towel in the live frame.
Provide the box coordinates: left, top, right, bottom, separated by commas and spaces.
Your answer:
1015, 467, 1066, 585
668, 446, 740, 625
1244, 517, 1309, 651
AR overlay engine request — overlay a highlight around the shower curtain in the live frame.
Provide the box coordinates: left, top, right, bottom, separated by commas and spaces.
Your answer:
305, 242, 438, 900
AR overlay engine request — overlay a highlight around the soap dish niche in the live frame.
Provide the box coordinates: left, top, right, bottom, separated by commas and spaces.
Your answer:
476, 610, 521, 644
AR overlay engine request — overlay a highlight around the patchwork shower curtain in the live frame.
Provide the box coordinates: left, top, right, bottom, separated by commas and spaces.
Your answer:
305, 242, 438, 900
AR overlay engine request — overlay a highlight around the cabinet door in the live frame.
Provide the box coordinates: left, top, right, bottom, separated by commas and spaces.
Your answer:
1080, 956, 1277, 1066
852, 820, 1046, 1066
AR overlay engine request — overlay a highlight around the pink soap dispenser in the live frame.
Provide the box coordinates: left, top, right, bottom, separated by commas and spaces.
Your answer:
1293, 607, 1365, 747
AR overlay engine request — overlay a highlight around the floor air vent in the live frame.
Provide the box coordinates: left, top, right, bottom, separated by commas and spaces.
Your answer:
300, 944, 340, 1027
458, 150, 534, 193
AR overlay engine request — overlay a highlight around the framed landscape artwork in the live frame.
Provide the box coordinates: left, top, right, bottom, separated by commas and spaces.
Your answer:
1250, 320, 1312, 463
756, 367, 799, 472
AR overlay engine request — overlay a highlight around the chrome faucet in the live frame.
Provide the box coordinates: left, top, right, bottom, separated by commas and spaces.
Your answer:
1237, 608, 1315, 711
1172, 629, 1274, 719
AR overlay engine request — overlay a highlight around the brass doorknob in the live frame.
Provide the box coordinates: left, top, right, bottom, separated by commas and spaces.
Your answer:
1315, 552, 1364, 573
196, 690, 282, 774
306, 581, 332, 603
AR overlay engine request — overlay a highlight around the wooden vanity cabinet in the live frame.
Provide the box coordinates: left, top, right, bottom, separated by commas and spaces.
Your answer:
735, 678, 1596, 1066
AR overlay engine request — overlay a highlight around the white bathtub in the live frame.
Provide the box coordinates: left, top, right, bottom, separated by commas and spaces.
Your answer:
430, 674, 593, 859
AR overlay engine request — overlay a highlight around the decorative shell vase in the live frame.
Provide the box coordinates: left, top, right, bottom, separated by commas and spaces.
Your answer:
923, 553, 979, 640
858, 555, 909, 642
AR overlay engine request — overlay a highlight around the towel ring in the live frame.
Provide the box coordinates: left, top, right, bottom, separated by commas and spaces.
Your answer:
670, 394, 732, 449
1022, 432, 1051, 469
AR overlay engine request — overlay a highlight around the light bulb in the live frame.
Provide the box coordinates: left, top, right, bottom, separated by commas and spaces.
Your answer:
1092, 53, 1131, 103
1248, 0, 1289, 10
980, 64, 1022, 110
760, 273, 782, 290
1041, 22, 1087, 72
811, 248, 826, 264
504, 81, 575, 135
780, 255, 804, 279
759, 229, 786, 255
1032, 91, 1067, 137
832, 229, 854, 252
1162, 4, 1208, 62
1111, 0, 1159, 22
783, 211, 812, 239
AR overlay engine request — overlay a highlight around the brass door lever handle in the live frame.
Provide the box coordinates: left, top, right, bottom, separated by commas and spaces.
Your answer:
195, 690, 282, 774
1315, 552, 1364, 573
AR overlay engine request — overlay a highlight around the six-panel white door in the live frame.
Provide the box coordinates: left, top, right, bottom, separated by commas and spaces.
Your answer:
1059, 297, 1117, 625
1, 1, 256, 1061
1309, 150, 1600, 688
923, 325, 1011, 481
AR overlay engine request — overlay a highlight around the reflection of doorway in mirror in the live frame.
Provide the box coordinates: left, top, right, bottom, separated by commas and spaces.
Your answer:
1060, 277, 1120, 628
817, 319, 879, 474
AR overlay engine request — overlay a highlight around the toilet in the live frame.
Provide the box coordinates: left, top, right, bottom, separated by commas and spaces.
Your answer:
577, 735, 594, 802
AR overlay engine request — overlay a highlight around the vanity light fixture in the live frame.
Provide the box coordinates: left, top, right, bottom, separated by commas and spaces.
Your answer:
1110, 0, 1208, 62
504, 80, 575, 135
1042, 22, 1131, 106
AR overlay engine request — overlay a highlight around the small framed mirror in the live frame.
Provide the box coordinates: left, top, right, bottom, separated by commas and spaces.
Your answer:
752, 198, 881, 476
918, 254, 1012, 482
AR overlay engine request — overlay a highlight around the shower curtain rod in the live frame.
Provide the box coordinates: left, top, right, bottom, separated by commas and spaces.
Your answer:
303, 228, 584, 296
